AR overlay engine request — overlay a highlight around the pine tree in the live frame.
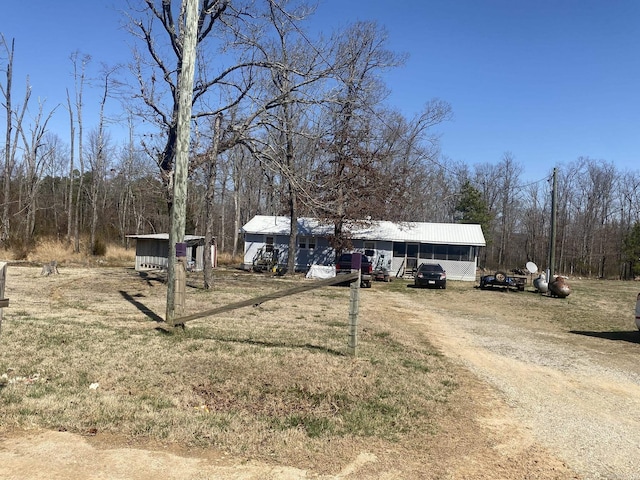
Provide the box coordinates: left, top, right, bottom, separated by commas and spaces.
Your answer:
622, 222, 640, 278
455, 181, 493, 244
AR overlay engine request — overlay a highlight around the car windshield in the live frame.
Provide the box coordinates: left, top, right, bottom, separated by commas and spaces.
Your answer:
420, 264, 442, 272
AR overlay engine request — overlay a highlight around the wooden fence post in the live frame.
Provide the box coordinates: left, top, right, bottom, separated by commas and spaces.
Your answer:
0, 262, 7, 335
174, 259, 186, 323
347, 271, 361, 356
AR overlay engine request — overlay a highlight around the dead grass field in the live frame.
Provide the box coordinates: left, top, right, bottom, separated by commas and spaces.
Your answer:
1, 263, 639, 478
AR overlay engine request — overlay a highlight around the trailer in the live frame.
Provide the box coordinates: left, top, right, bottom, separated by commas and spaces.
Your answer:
479, 271, 527, 291
370, 251, 392, 282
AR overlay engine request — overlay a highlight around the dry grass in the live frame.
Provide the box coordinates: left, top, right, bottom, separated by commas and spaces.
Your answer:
0, 266, 456, 474
1, 238, 136, 267
215, 250, 244, 267
1, 265, 636, 474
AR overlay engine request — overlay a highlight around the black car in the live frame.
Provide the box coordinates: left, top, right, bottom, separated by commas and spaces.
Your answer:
414, 263, 446, 289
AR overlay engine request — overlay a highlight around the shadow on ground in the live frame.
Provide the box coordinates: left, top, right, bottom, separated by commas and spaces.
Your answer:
570, 330, 640, 344
119, 290, 164, 323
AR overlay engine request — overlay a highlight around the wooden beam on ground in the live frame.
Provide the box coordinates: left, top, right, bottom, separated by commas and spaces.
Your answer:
172, 272, 359, 325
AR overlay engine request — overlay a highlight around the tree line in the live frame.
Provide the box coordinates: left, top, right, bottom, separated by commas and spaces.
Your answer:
2, 1, 640, 279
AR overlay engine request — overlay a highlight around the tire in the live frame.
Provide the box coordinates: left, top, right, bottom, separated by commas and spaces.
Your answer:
494, 271, 507, 283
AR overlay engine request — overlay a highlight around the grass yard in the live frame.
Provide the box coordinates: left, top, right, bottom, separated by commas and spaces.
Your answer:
1, 264, 638, 476
0, 266, 458, 474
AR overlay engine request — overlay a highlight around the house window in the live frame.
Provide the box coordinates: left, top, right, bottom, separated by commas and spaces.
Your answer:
265, 236, 274, 252
434, 244, 447, 260
393, 242, 406, 257
448, 245, 472, 261
298, 236, 315, 250
420, 243, 434, 259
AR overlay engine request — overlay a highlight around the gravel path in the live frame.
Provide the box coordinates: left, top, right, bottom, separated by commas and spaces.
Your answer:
410, 298, 640, 480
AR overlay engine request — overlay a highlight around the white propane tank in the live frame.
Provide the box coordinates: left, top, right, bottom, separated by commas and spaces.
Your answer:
533, 272, 548, 293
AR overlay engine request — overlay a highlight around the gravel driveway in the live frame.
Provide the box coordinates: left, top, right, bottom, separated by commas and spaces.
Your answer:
410, 291, 640, 480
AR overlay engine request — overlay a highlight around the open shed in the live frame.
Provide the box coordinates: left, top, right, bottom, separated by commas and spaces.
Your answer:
241, 215, 486, 281
127, 234, 216, 272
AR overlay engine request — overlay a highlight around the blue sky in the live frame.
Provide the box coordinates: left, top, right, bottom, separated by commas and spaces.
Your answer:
2, 0, 639, 181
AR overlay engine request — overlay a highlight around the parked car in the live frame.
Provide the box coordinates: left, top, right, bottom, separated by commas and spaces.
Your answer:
414, 263, 446, 289
335, 252, 373, 288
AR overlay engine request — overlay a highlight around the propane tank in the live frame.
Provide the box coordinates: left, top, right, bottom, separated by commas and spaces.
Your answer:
533, 272, 548, 293
549, 276, 571, 298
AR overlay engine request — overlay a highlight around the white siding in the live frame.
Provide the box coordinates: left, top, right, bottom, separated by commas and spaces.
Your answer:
241, 216, 486, 280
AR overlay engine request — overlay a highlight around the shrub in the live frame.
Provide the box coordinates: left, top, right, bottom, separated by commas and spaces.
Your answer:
92, 238, 107, 256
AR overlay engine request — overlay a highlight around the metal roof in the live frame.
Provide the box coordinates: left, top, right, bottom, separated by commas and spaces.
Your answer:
127, 234, 206, 245
242, 215, 486, 246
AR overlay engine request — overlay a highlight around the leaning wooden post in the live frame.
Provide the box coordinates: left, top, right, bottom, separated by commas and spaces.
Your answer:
347, 253, 362, 356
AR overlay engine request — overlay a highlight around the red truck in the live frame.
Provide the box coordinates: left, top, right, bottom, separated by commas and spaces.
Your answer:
335, 253, 373, 288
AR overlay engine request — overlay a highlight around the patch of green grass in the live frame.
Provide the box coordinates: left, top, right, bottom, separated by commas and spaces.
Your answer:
402, 358, 431, 373
326, 320, 346, 327
1, 390, 23, 406
280, 415, 335, 438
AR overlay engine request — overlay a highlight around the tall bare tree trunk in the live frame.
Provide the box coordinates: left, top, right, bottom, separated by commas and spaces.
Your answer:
66, 90, 75, 241
231, 150, 243, 258
71, 53, 89, 254
1, 36, 14, 245
89, 70, 112, 254
203, 113, 221, 289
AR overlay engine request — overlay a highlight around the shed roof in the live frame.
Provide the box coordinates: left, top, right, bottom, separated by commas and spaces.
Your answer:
242, 215, 486, 246
127, 234, 206, 246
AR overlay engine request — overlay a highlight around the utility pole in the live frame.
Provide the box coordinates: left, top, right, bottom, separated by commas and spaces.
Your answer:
547, 167, 558, 280
166, 0, 199, 325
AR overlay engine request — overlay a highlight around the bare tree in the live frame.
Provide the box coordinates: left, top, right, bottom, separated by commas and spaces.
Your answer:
65, 89, 76, 241
1, 36, 31, 245
127, 0, 233, 203
495, 152, 523, 268
70, 52, 91, 253
202, 113, 221, 288
314, 21, 405, 254
129, 0, 334, 280
87, 66, 117, 254
17, 103, 57, 244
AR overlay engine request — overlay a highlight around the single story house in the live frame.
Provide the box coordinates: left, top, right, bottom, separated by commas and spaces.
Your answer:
127, 234, 216, 272
241, 215, 486, 281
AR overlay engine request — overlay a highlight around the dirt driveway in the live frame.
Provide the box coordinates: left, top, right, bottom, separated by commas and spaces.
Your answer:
400, 287, 640, 480
2, 270, 640, 479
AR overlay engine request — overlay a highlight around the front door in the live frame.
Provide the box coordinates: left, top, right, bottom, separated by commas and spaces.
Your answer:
406, 243, 419, 272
